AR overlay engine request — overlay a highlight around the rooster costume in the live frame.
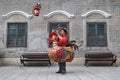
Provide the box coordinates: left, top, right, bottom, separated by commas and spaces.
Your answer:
48, 31, 74, 63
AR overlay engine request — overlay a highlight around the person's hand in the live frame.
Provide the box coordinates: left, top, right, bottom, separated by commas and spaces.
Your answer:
51, 35, 56, 40
55, 32, 59, 36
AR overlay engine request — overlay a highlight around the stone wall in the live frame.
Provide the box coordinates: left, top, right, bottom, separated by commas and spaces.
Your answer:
0, 0, 120, 59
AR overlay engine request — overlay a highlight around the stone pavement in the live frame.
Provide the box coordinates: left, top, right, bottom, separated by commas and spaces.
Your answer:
0, 66, 119, 80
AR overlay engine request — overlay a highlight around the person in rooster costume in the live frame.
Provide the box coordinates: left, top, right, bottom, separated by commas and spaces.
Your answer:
48, 28, 74, 74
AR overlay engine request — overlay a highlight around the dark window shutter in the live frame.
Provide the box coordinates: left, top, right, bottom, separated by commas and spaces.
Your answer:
87, 22, 107, 47
7, 23, 27, 47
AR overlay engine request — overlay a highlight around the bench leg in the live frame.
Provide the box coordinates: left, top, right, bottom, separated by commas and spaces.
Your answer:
20, 59, 23, 66
111, 60, 118, 67
48, 60, 51, 67
85, 60, 88, 67
84, 60, 87, 66
20, 60, 25, 67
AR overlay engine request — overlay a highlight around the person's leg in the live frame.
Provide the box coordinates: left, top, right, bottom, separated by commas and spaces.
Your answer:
61, 62, 66, 74
56, 63, 61, 73
56, 62, 66, 74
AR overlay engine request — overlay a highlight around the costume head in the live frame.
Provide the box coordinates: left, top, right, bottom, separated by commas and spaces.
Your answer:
49, 31, 58, 45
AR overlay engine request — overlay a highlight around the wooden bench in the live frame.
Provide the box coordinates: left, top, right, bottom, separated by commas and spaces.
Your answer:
85, 51, 117, 66
20, 52, 51, 66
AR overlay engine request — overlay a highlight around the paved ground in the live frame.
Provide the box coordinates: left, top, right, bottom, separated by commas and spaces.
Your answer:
0, 66, 120, 80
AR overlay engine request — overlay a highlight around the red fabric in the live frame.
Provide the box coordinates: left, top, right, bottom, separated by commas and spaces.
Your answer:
58, 35, 68, 47
49, 32, 68, 47
49, 32, 57, 38
56, 49, 64, 59
49, 32, 59, 45
49, 40, 53, 45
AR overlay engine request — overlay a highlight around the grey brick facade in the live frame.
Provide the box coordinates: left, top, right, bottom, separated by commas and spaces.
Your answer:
0, 0, 120, 58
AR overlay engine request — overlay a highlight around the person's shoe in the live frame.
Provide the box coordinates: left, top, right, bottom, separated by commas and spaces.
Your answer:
56, 71, 61, 73
61, 71, 66, 74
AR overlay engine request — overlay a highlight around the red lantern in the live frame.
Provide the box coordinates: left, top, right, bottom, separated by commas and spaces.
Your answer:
32, 6, 41, 16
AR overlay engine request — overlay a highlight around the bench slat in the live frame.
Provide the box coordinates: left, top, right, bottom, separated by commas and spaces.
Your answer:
86, 59, 116, 61
20, 53, 51, 66
22, 59, 49, 61
85, 51, 117, 66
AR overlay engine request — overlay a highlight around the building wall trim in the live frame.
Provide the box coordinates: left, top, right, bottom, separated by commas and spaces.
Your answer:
81, 10, 111, 18
44, 10, 74, 19
2, 11, 33, 19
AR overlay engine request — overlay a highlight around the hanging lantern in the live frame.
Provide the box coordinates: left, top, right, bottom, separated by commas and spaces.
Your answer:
32, 2, 41, 16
